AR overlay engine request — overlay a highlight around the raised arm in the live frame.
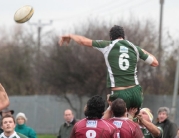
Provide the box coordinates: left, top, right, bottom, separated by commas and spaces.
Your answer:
0, 84, 9, 110
102, 106, 113, 119
59, 34, 92, 47
142, 49, 159, 67
102, 94, 113, 119
138, 115, 162, 138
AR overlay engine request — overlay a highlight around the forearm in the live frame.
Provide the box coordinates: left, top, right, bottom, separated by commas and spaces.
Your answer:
140, 119, 160, 137
69, 34, 92, 47
142, 49, 159, 67
0, 92, 9, 109
0, 84, 9, 110
102, 106, 113, 119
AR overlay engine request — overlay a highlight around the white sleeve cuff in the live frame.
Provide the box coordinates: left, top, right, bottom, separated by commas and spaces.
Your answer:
145, 55, 153, 65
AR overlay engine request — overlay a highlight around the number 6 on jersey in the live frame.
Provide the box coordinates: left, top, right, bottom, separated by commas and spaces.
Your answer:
119, 53, 129, 70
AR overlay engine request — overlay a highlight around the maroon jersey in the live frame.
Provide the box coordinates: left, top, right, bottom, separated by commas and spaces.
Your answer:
108, 117, 143, 138
70, 118, 119, 138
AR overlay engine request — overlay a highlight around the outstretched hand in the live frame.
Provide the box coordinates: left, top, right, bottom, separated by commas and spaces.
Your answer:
59, 35, 71, 46
107, 94, 112, 106
137, 114, 143, 122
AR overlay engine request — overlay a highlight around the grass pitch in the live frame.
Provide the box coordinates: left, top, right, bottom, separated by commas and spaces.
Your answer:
37, 134, 56, 138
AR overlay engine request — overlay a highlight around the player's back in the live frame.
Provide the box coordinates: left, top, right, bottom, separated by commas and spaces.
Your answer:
92, 39, 148, 87
70, 118, 119, 138
107, 40, 139, 87
109, 117, 143, 138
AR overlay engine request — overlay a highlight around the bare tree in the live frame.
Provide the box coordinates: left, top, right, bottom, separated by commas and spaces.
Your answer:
0, 25, 36, 95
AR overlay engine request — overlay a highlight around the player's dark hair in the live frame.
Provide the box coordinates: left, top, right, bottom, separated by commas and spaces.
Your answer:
109, 25, 125, 40
111, 98, 126, 117
1, 114, 15, 126
84, 95, 105, 119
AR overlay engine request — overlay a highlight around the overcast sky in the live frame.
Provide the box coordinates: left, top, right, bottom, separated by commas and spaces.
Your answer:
0, 0, 179, 37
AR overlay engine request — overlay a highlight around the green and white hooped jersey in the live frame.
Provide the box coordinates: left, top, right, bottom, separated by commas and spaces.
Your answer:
92, 39, 149, 88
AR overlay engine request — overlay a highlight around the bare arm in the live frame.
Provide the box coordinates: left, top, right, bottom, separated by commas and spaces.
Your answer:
142, 49, 159, 67
102, 106, 113, 119
59, 34, 92, 47
102, 94, 113, 119
0, 84, 9, 110
138, 115, 161, 138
